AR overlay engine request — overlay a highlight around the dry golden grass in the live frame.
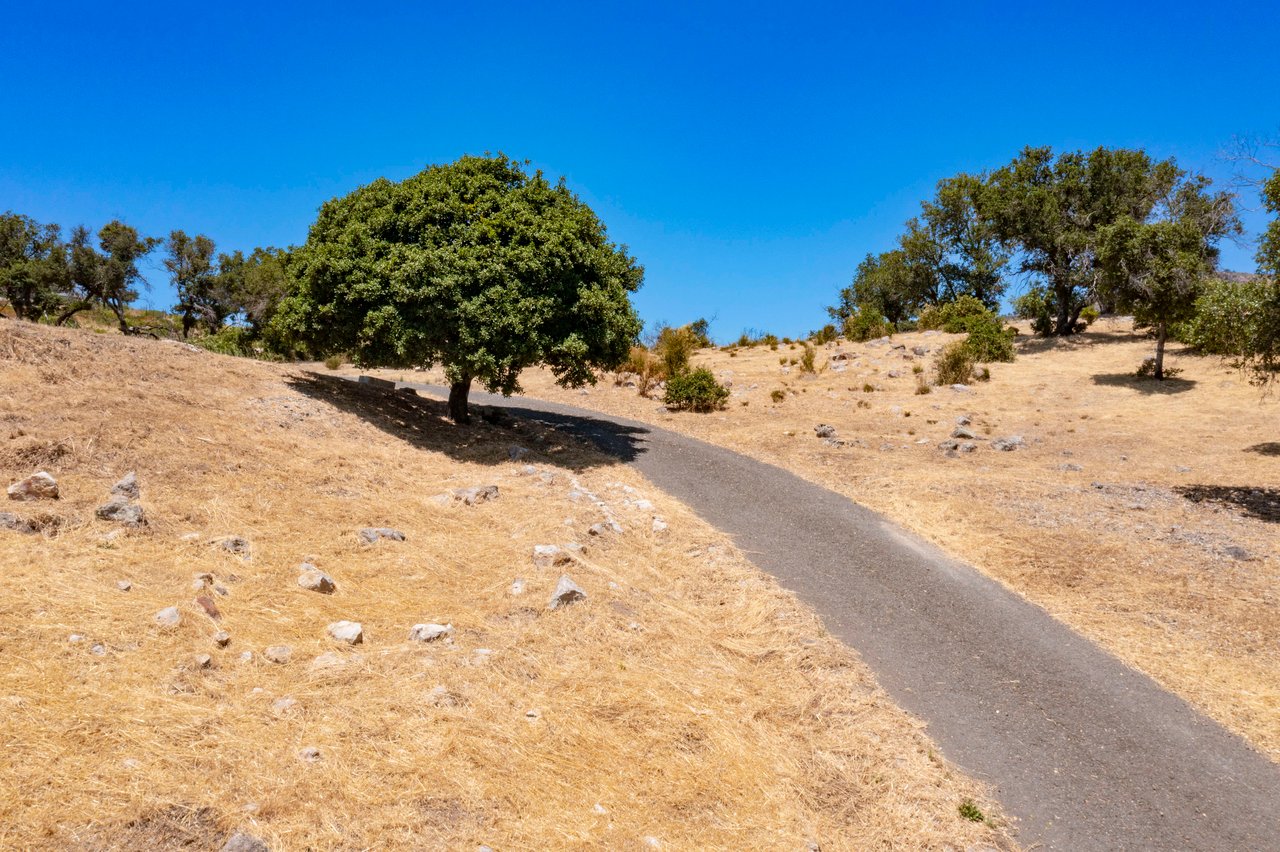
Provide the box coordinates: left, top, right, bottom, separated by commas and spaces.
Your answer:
0, 322, 1010, 850
388, 318, 1280, 761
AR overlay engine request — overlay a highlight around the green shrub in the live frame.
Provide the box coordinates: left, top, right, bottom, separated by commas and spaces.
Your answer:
1079, 305, 1100, 327
195, 326, 257, 358
914, 380, 931, 395
958, 799, 985, 823
663, 367, 730, 412
621, 345, 666, 396
1012, 288, 1054, 335
1174, 276, 1274, 357
934, 342, 975, 385
810, 324, 839, 345
843, 308, 892, 342
324, 353, 344, 370
960, 313, 1016, 363
654, 325, 697, 376
918, 295, 990, 333
799, 343, 817, 374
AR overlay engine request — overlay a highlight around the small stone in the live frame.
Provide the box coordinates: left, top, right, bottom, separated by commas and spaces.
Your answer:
90, 643, 106, 656
409, 623, 454, 642
633, 499, 654, 511
1059, 463, 1084, 472
509, 578, 526, 596
297, 569, 336, 594
68, 633, 84, 643
1223, 545, 1254, 561
950, 384, 970, 392
427, 685, 458, 707
216, 536, 251, 557
532, 544, 570, 568
517, 464, 538, 476
958, 442, 977, 453
220, 832, 269, 852
593, 803, 609, 815
213, 631, 232, 647
453, 485, 499, 505
96, 498, 146, 527
937, 439, 960, 452
508, 445, 530, 461
155, 606, 181, 627
548, 574, 586, 610
298, 746, 321, 763
7, 471, 58, 501
912, 345, 928, 356
272, 697, 298, 715
239, 651, 253, 662
194, 653, 213, 669
524, 708, 541, 720
326, 620, 364, 644
587, 522, 612, 537
116, 580, 132, 592
264, 645, 292, 664
951, 426, 977, 439
359, 527, 405, 544
652, 517, 669, 533
111, 472, 140, 500
0, 511, 36, 534
814, 424, 837, 438
992, 435, 1025, 451
195, 595, 221, 620
955, 415, 971, 426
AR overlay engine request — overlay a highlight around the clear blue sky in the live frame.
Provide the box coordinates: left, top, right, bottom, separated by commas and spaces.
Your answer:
2, 1, 1277, 340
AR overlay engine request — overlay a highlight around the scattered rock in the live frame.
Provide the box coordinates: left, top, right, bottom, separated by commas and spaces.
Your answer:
509, 578, 526, 596
955, 415, 971, 426
1058, 463, 1084, 472
216, 536, 251, 557
1223, 545, 1255, 561
116, 579, 132, 592
587, 522, 614, 537
220, 831, 270, 852
409, 623, 454, 642
298, 746, 321, 763
0, 511, 36, 534
359, 527, 405, 544
992, 435, 1025, 451
912, 345, 928, 356
213, 631, 232, 647
155, 606, 181, 628
427, 685, 458, 707
548, 574, 587, 610
297, 569, 336, 594
68, 634, 84, 643
950, 384, 971, 392
239, 651, 253, 663
195, 595, 221, 620
264, 645, 292, 664
508, 445, 530, 461
90, 643, 106, 656
532, 544, 571, 568
95, 498, 146, 527
272, 697, 298, 715
194, 653, 213, 669
7, 471, 58, 501
326, 620, 364, 645
453, 485, 499, 505
652, 517, 669, 533
111, 472, 139, 500
951, 426, 977, 439
814, 424, 837, 438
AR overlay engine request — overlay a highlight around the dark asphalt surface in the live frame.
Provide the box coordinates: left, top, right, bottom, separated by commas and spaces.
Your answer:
397, 380, 1280, 851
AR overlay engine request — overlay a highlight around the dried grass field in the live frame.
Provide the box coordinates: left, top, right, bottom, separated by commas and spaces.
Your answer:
0, 322, 1011, 850
383, 318, 1280, 761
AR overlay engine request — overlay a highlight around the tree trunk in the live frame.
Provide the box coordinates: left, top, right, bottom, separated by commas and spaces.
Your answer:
1053, 281, 1074, 336
55, 301, 91, 326
1154, 321, 1167, 380
447, 377, 472, 424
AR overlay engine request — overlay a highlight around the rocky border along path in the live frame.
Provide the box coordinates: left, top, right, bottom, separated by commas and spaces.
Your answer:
394, 380, 1280, 851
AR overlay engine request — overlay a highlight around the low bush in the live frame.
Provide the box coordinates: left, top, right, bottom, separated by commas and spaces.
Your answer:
323, 353, 344, 370
843, 308, 892, 342
933, 342, 974, 385
621, 345, 667, 397
196, 326, 258, 358
810, 324, 839, 345
917, 295, 990, 333
654, 325, 698, 376
663, 367, 730, 412
1174, 276, 1274, 357
961, 313, 1016, 363
799, 343, 817, 374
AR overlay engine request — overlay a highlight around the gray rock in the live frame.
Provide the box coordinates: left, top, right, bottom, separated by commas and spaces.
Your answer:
453, 485, 499, 505
950, 384, 971, 392
409, 623, 454, 642
264, 645, 292, 664
297, 569, 336, 594
155, 606, 181, 627
532, 544, 571, 568
938, 439, 960, 452
213, 630, 232, 647
220, 832, 270, 852
298, 746, 322, 763
587, 522, 613, 537
428, 685, 459, 707
95, 498, 146, 527
992, 435, 1025, 451
116, 579, 132, 592
111, 472, 139, 500
1223, 545, 1254, 561
1058, 463, 1084, 472
326, 620, 363, 644
508, 445, 530, 461
955, 415, 971, 426
90, 643, 106, 656
912, 345, 928, 356
814, 424, 837, 438
652, 517, 669, 533
194, 653, 213, 669
959, 442, 977, 453
886, 370, 901, 379
272, 697, 298, 715
0, 511, 36, 534
548, 574, 587, 610
359, 527, 405, 544
7, 471, 58, 501
951, 426, 977, 439
216, 536, 251, 556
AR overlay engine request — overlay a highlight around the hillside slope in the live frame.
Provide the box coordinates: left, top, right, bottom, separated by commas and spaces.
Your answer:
0, 322, 1010, 850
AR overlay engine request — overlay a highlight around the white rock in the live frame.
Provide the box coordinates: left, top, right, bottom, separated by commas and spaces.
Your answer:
326, 620, 364, 644
272, 697, 298, 715
532, 544, 571, 568
651, 517, 668, 533
633, 499, 655, 511
409, 623, 454, 642
213, 631, 232, 647
548, 574, 587, 610
155, 606, 181, 627
116, 580, 132, 592
298, 746, 321, 762
298, 569, 336, 594
68, 633, 84, 643
509, 578, 526, 596
263, 645, 292, 664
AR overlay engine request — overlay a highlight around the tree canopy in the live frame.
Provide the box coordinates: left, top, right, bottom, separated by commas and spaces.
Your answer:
274, 153, 644, 422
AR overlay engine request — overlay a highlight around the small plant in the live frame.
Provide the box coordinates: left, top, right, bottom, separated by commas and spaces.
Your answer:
779, 356, 787, 364
664, 367, 730, 412
788, 358, 798, 366
1079, 305, 1101, 327
961, 313, 1016, 363
914, 380, 931, 395
622, 345, 667, 397
654, 325, 697, 376
933, 342, 975, 385
862, 382, 876, 393
770, 389, 787, 403
843, 308, 893, 342
1135, 358, 1182, 379
800, 343, 817, 374
958, 799, 985, 823
976, 366, 991, 381
856, 399, 871, 408
911, 363, 924, 374
810, 324, 839, 345
781, 337, 793, 345
324, 353, 344, 370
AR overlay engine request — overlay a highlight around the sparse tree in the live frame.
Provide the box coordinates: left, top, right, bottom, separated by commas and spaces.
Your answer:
274, 154, 643, 423
1098, 174, 1241, 379
900, 173, 1008, 309
165, 230, 219, 337
0, 212, 68, 321
830, 250, 923, 327
982, 146, 1181, 336
59, 222, 160, 334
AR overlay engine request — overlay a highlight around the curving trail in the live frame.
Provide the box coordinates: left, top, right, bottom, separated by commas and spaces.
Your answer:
402, 380, 1280, 851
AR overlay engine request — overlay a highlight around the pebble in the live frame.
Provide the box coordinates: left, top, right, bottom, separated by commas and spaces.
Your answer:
264, 645, 292, 664
548, 574, 587, 610
155, 606, 181, 627
298, 746, 322, 763
116, 580, 132, 592
297, 569, 337, 594
359, 527, 405, 544
409, 623, 454, 642
213, 631, 232, 647
219, 832, 269, 852
326, 620, 364, 644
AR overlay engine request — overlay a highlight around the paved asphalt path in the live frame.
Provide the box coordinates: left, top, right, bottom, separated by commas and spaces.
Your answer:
391, 380, 1280, 850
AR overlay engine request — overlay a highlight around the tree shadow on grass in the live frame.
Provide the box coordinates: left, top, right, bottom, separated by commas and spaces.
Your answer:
286, 373, 650, 467
1091, 373, 1198, 394
1245, 442, 1280, 457
1175, 485, 1280, 523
